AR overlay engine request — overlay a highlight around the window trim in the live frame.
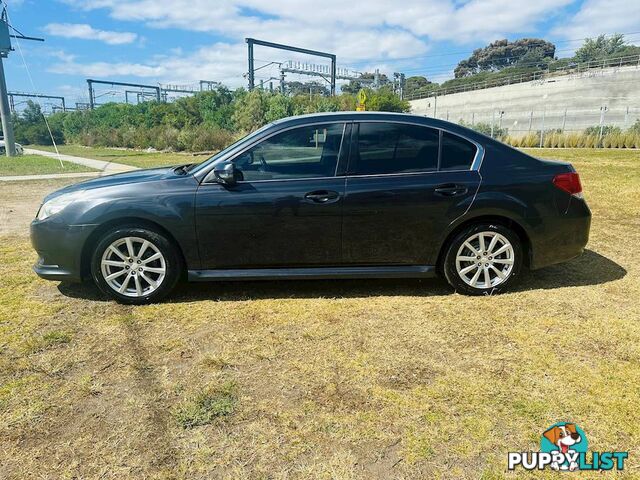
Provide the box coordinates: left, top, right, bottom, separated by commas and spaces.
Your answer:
346, 120, 485, 179
202, 121, 348, 185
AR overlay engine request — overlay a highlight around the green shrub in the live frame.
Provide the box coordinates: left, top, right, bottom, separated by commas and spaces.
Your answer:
460, 121, 507, 138
176, 125, 234, 152
151, 126, 180, 151
583, 125, 621, 136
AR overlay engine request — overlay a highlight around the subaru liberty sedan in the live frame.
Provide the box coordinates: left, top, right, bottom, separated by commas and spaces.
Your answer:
31, 112, 590, 304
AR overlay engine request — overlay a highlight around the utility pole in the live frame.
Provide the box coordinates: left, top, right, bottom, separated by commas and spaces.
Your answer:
87, 79, 94, 109
0, 55, 14, 155
0, 5, 44, 157
247, 39, 254, 90
598, 105, 608, 147
491, 110, 495, 138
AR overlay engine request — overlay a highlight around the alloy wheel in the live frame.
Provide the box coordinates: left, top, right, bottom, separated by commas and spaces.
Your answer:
455, 231, 515, 289
100, 236, 166, 297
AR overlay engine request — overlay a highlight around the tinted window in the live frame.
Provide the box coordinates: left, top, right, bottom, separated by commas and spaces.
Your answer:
440, 132, 477, 171
354, 123, 439, 175
234, 123, 344, 181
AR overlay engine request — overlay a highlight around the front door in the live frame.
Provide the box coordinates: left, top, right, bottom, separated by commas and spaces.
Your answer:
195, 122, 348, 269
342, 122, 481, 265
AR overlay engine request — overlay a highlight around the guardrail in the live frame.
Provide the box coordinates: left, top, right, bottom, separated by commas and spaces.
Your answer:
405, 54, 640, 101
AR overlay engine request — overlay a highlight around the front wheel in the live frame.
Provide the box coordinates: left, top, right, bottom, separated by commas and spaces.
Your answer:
443, 223, 522, 295
91, 227, 181, 304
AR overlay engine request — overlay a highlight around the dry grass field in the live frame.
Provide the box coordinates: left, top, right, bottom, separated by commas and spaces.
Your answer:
0, 148, 639, 479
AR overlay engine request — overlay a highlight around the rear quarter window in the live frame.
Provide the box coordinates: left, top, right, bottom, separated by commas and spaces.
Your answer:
440, 132, 477, 171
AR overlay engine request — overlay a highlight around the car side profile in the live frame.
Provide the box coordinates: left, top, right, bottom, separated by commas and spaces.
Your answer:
31, 112, 591, 304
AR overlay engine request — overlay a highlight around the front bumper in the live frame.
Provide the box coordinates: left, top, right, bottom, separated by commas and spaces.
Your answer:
32, 259, 76, 281
30, 219, 97, 282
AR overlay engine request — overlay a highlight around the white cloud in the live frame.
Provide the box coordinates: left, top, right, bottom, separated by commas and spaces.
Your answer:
52, 0, 577, 86
551, 0, 640, 41
44, 23, 138, 45
48, 42, 248, 87
64, 0, 568, 46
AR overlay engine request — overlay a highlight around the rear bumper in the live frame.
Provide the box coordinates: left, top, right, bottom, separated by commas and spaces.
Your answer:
30, 219, 97, 283
529, 196, 591, 270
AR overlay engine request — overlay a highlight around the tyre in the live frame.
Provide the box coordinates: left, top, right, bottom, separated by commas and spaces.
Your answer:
443, 223, 522, 295
91, 226, 182, 304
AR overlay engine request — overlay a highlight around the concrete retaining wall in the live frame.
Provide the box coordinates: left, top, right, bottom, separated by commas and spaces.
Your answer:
409, 65, 640, 136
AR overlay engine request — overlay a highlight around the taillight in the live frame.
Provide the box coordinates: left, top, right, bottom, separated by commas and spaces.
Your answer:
553, 172, 583, 197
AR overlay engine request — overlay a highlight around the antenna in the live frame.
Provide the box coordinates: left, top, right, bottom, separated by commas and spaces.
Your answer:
0, 4, 45, 157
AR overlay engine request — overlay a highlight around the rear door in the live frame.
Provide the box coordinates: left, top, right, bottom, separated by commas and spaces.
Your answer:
342, 122, 481, 265
195, 122, 348, 269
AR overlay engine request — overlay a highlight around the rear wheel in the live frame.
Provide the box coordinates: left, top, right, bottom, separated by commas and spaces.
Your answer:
91, 227, 181, 304
443, 223, 522, 295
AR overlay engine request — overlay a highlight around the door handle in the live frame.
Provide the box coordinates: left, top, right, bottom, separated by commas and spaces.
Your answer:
304, 190, 340, 203
434, 184, 468, 196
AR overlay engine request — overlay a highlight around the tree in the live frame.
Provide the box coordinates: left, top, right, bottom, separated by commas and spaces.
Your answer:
286, 81, 329, 96
404, 76, 434, 98
231, 90, 268, 132
13, 101, 65, 145
340, 72, 389, 94
21, 100, 44, 124
454, 38, 556, 78
573, 34, 638, 63
366, 86, 410, 113
264, 94, 293, 123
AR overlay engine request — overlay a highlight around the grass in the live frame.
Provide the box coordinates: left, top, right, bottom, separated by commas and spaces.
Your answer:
0, 154, 97, 176
0, 148, 639, 478
174, 381, 237, 428
29, 144, 211, 169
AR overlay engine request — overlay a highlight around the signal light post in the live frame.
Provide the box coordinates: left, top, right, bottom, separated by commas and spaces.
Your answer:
0, 5, 44, 157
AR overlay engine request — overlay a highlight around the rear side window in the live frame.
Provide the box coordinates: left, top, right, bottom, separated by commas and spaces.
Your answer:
440, 132, 477, 171
354, 123, 439, 175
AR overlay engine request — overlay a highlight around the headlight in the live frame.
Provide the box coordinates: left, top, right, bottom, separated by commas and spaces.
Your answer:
37, 190, 86, 221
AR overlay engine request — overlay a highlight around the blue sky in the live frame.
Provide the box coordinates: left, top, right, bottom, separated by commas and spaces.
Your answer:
4, 0, 640, 107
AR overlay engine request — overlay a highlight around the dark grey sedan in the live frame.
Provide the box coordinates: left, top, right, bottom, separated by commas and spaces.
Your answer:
31, 112, 590, 304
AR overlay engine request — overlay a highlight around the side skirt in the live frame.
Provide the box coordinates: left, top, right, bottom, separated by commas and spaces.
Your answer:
188, 265, 437, 282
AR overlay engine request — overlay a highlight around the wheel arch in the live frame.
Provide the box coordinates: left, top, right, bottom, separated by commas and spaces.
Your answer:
436, 214, 532, 271
80, 217, 187, 280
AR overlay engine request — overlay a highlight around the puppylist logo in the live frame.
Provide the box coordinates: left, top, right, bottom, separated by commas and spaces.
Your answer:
508, 422, 628, 472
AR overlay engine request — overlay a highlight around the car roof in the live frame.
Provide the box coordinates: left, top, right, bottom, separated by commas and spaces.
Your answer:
269, 111, 493, 145
272, 111, 428, 124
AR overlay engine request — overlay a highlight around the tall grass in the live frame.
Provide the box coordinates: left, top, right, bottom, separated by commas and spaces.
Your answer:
503, 129, 640, 149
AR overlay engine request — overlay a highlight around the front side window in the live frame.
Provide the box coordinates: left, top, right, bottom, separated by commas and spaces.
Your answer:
233, 123, 344, 181
354, 123, 439, 175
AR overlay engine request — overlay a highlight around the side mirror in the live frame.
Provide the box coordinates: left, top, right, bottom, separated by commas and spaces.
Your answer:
213, 162, 238, 185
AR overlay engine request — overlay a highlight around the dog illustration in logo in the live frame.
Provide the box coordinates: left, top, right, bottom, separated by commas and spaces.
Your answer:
543, 423, 582, 471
